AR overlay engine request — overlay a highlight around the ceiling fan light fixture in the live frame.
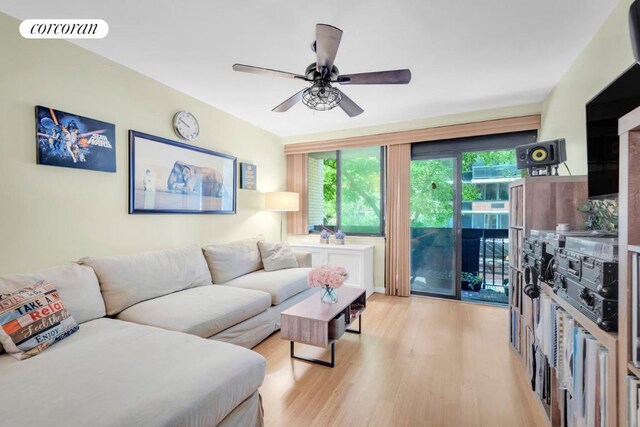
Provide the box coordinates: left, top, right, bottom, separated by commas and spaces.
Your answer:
233, 24, 411, 116
302, 82, 342, 111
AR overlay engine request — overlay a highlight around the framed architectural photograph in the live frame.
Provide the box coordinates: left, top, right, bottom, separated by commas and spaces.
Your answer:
240, 162, 257, 190
35, 105, 116, 172
129, 130, 236, 214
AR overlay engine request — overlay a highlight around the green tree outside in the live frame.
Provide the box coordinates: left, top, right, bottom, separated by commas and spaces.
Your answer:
320, 148, 520, 232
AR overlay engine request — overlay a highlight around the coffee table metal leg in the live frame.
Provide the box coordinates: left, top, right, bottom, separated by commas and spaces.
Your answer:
290, 341, 335, 368
346, 315, 362, 334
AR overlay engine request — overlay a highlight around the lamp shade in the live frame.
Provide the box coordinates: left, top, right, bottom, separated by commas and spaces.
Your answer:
265, 192, 299, 212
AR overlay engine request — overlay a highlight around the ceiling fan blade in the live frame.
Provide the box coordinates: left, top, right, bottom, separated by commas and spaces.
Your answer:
272, 89, 306, 112
315, 24, 343, 75
232, 64, 307, 80
337, 90, 364, 117
337, 69, 412, 85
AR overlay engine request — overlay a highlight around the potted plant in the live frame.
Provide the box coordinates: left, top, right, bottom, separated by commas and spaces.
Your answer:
461, 272, 483, 291
577, 200, 618, 232
334, 230, 346, 245
503, 278, 510, 299
319, 230, 331, 244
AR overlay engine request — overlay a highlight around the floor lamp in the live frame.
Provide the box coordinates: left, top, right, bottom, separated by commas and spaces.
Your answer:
265, 192, 300, 242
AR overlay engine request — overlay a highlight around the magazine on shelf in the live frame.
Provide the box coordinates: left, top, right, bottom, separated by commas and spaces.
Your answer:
629, 375, 640, 427
634, 254, 639, 367
529, 295, 608, 425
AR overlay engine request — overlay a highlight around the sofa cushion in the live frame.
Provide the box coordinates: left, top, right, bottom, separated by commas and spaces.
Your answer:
258, 241, 299, 272
223, 268, 311, 305
203, 237, 263, 284
0, 282, 80, 360
0, 263, 106, 324
117, 285, 271, 338
80, 245, 212, 316
0, 318, 266, 427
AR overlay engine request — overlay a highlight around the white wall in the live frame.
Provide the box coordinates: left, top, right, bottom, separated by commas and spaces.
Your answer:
539, 0, 635, 174
0, 12, 285, 274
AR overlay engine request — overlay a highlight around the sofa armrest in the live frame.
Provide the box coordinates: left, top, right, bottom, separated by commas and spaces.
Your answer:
293, 251, 312, 268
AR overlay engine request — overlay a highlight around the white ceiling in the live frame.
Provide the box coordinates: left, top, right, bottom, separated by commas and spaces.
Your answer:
0, 0, 619, 137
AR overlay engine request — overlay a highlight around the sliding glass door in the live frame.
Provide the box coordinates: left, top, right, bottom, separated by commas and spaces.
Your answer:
409, 131, 536, 304
410, 157, 459, 297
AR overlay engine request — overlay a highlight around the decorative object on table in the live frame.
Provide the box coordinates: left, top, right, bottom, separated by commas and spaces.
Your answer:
265, 191, 300, 241
0, 281, 80, 360
308, 264, 348, 304
172, 111, 200, 141
232, 23, 411, 117
333, 230, 346, 245
240, 162, 257, 190
35, 105, 116, 172
577, 199, 618, 233
257, 241, 299, 272
319, 230, 331, 244
129, 130, 236, 214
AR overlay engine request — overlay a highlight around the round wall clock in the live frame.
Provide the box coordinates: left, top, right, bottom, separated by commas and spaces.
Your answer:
173, 111, 200, 141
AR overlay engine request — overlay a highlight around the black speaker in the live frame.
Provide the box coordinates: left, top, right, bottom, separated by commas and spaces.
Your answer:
631, 0, 640, 62
515, 138, 567, 169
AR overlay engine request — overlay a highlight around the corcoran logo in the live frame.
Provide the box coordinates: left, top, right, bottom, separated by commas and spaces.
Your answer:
19, 19, 109, 39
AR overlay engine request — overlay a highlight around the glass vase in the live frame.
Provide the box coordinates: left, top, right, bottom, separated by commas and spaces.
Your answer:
321, 285, 338, 304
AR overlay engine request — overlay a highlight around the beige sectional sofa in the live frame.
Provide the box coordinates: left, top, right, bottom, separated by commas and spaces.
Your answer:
0, 238, 314, 427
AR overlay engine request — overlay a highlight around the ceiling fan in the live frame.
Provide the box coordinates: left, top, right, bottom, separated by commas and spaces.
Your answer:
232, 24, 411, 117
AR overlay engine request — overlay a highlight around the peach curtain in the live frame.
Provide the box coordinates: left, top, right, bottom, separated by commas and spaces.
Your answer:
286, 153, 309, 235
385, 144, 411, 297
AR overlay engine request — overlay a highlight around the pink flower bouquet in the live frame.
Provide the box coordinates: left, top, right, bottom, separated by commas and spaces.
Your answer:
308, 264, 348, 289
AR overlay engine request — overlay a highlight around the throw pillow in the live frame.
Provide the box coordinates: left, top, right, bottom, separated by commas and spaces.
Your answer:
257, 241, 299, 272
0, 281, 79, 360
203, 237, 264, 283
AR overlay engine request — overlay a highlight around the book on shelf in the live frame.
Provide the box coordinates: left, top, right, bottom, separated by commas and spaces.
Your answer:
531, 293, 608, 427
629, 375, 640, 427
634, 253, 640, 367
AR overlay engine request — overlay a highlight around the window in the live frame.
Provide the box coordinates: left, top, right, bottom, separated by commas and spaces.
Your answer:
308, 147, 384, 235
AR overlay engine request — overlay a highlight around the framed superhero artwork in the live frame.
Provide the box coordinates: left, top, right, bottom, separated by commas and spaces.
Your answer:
35, 106, 116, 172
129, 130, 237, 214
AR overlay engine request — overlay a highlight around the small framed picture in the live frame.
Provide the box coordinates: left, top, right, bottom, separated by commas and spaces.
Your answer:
35, 106, 116, 172
129, 130, 237, 214
240, 162, 257, 190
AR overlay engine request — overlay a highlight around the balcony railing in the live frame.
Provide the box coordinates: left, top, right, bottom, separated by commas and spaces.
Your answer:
410, 227, 509, 304
473, 229, 509, 290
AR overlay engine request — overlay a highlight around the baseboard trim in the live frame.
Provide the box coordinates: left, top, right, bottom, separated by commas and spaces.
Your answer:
374, 286, 385, 294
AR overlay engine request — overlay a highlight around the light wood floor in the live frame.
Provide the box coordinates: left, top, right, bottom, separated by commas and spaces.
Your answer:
253, 294, 547, 427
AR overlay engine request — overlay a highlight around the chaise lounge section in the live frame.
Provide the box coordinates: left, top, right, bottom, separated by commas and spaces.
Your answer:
0, 262, 266, 426
0, 238, 315, 426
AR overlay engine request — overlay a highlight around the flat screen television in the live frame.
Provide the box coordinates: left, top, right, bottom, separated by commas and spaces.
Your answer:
586, 63, 640, 199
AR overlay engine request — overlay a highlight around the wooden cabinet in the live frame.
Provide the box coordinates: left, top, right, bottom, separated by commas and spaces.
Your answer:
508, 176, 588, 316
508, 176, 595, 426
288, 243, 374, 297
618, 107, 640, 427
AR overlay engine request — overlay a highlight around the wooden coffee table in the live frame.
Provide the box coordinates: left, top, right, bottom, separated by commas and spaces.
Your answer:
280, 286, 366, 368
